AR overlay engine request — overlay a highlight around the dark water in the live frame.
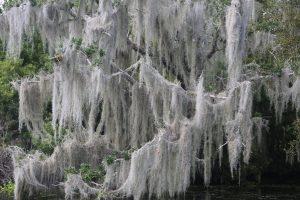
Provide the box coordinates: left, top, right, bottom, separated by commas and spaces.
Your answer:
179, 185, 300, 200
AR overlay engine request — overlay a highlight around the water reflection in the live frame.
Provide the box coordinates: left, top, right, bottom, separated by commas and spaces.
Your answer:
176, 186, 300, 200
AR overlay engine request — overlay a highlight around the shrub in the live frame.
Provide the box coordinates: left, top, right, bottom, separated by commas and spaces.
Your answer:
105, 148, 136, 165
82, 43, 98, 58
0, 181, 14, 197
104, 154, 116, 165
69, 0, 80, 8
29, 0, 46, 7
112, 0, 121, 9
64, 163, 106, 182
71, 37, 82, 50
32, 138, 55, 155
285, 120, 300, 159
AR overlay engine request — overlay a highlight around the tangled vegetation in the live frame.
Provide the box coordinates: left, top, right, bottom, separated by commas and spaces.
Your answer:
64, 163, 106, 183
0, 181, 14, 199
247, 0, 300, 74
0, 0, 300, 199
285, 120, 300, 161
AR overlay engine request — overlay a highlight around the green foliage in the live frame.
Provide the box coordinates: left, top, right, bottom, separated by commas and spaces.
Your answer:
128, 15, 134, 36
0, 32, 52, 148
0, 181, 14, 197
21, 32, 53, 73
285, 120, 300, 158
247, 0, 300, 75
71, 39, 106, 66
2, 0, 45, 10
0, 58, 24, 98
97, 190, 110, 198
204, 61, 227, 92
251, 0, 280, 33
82, 43, 98, 58
98, 48, 105, 58
2, 0, 20, 10
253, 112, 262, 117
163, 70, 177, 83
32, 138, 55, 155
254, 20, 280, 33
64, 163, 106, 182
79, 163, 105, 182
121, 151, 131, 161
64, 166, 78, 175
245, 49, 280, 75
208, 0, 231, 25
0, 58, 32, 147
112, 0, 121, 9
105, 154, 117, 165
71, 37, 82, 50
104, 148, 135, 165
92, 48, 106, 66
29, 0, 46, 7
69, 0, 81, 8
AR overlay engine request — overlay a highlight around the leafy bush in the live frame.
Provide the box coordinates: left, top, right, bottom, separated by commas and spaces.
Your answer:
21, 32, 53, 73
92, 49, 106, 66
254, 20, 280, 33
64, 166, 78, 176
79, 163, 105, 182
71, 39, 105, 65
82, 43, 98, 58
71, 37, 83, 50
2, 0, 45, 10
105, 154, 117, 165
69, 0, 81, 8
247, 0, 300, 75
98, 49, 105, 58
122, 151, 131, 161
203, 61, 227, 92
285, 120, 300, 158
0, 32, 52, 148
64, 163, 106, 182
2, 0, 20, 10
29, 0, 46, 7
104, 148, 136, 165
207, 0, 230, 24
32, 138, 55, 155
0, 181, 14, 197
112, 0, 121, 9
